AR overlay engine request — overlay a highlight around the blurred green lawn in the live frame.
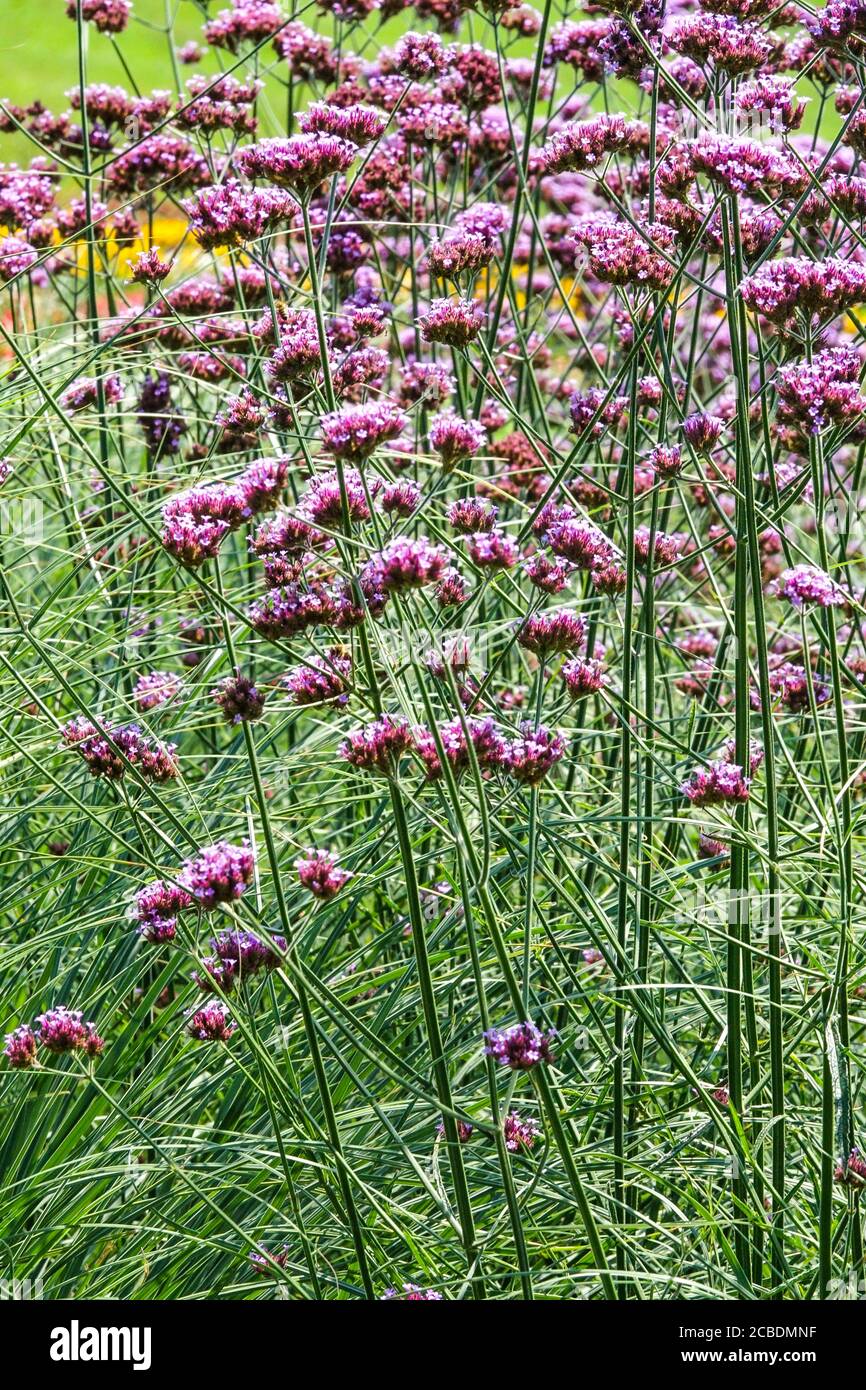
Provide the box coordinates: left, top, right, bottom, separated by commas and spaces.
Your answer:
2, 0, 202, 112
0, 0, 418, 165
0, 2, 835, 168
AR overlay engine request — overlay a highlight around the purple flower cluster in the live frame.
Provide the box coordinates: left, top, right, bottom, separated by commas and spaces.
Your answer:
184, 182, 293, 250
517, 609, 585, 658
295, 848, 353, 899
415, 715, 508, 780
503, 1112, 542, 1152
194, 928, 285, 994
134, 879, 193, 943
179, 841, 255, 909
680, 761, 751, 808
420, 298, 485, 347
741, 257, 866, 325
5, 1007, 104, 1067
236, 135, 357, 196
429, 413, 486, 469
134, 670, 182, 712
212, 674, 267, 724
186, 1002, 235, 1042
340, 715, 415, 775
484, 1021, 556, 1070
321, 402, 407, 461
61, 375, 123, 413
161, 457, 286, 568
775, 564, 845, 608
776, 347, 866, 435
505, 723, 566, 785
284, 648, 352, 706
137, 372, 186, 458
66, 0, 131, 32
62, 718, 179, 783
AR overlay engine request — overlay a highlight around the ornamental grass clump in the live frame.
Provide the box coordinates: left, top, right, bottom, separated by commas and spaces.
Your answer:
2, 0, 866, 1304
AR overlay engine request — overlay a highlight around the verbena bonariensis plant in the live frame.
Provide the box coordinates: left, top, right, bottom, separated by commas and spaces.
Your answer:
1, 0, 866, 1302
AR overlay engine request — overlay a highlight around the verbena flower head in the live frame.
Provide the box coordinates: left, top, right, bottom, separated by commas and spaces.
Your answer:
205, 2, 289, 51
484, 1020, 556, 1069
299, 103, 387, 147
681, 761, 751, 807
723, 737, 764, 777
546, 517, 616, 572
517, 609, 585, 658
340, 715, 415, 775
186, 1001, 235, 1042
321, 402, 407, 461
284, 648, 352, 706
506, 723, 566, 784
835, 1149, 866, 1188
651, 445, 684, 479
249, 1246, 290, 1276
769, 662, 831, 712
741, 257, 866, 326
683, 413, 724, 455
429, 412, 486, 469
138, 372, 186, 458
4, 1025, 37, 1069
735, 77, 808, 133
420, 298, 485, 347
525, 552, 575, 594
415, 716, 508, 780
571, 217, 675, 293
248, 583, 339, 639
66, 0, 131, 32
395, 31, 447, 78
212, 674, 267, 724
698, 833, 729, 862
62, 719, 179, 783
562, 656, 607, 698
465, 529, 518, 570
689, 135, 801, 197
183, 181, 292, 250
776, 347, 866, 435
362, 537, 447, 596
61, 375, 123, 413
180, 841, 255, 909
0, 235, 37, 282
775, 564, 844, 608
449, 497, 498, 534
537, 113, 639, 174
503, 1111, 542, 1152
211, 928, 285, 976
426, 232, 494, 281
134, 670, 182, 712
161, 482, 249, 568
134, 879, 192, 943
130, 248, 171, 283
668, 15, 774, 75
35, 1007, 104, 1058
238, 457, 289, 514
380, 480, 421, 516
236, 135, 357, 196
295, 848, 353, 898
437, 1116, 474, 1143
436, 567, 470, 607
